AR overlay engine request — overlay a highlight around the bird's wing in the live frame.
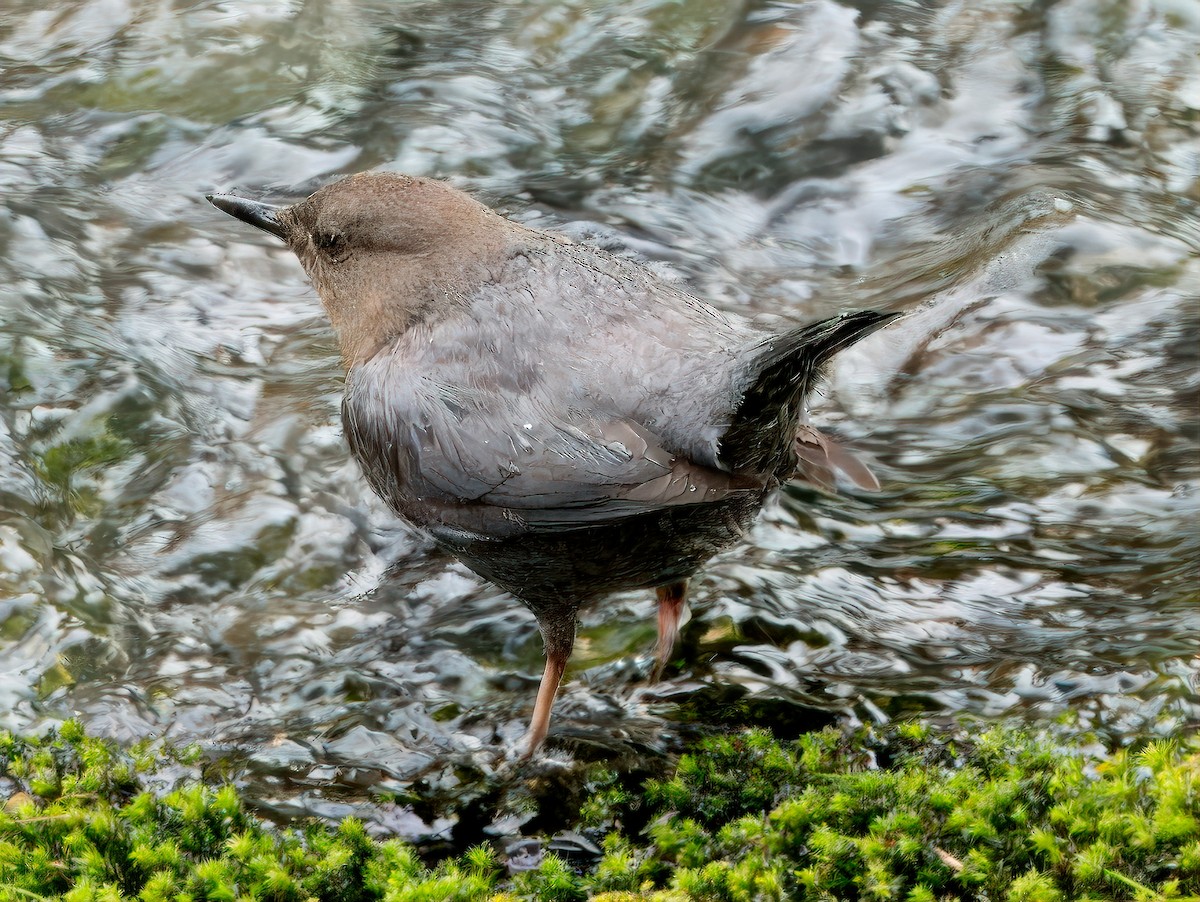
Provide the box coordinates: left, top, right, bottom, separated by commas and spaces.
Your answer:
343, 371, 761, 540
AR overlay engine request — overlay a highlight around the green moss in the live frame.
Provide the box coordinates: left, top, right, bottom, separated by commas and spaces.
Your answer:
2, 353, 32, 394
644, 726, 1199, 900
645, 728, 807, 830
1, 721, 1197, 901
183, 518, 298, 588
32, 428, 135, 518
35, 432, 132, 492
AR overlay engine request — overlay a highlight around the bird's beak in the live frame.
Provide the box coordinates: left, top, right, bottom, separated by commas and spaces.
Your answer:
207, 194, 288, 241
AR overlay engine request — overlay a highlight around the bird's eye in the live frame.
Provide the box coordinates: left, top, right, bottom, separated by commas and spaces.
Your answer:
314, 230, 348, 261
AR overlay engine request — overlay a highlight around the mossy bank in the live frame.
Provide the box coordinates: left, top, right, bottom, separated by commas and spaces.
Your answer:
1, 720, 1197, 901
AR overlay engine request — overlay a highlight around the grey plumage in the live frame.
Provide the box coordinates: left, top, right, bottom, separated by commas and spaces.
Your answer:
208, 172, 898, 754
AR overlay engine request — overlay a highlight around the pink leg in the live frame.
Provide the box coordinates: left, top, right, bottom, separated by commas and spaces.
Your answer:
524, 650, 568, 757
653, 580, 689, 681
523, 613, 576, 758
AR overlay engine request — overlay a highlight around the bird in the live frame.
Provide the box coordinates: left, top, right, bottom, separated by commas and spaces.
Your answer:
208, 172, 898, 756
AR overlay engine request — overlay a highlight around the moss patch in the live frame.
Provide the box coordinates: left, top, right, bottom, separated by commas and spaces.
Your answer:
1, 721, 1197, 900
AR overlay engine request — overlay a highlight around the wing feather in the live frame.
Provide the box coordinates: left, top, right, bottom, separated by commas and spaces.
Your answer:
344, 368, 761, 541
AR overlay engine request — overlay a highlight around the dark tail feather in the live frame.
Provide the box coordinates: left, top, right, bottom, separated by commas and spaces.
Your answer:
718, 310, 900, 475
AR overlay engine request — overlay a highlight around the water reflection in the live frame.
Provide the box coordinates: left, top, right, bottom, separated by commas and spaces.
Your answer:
0, 0, 1197, 831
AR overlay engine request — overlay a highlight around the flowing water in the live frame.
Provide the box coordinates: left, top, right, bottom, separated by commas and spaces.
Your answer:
1, 0, 1197, 837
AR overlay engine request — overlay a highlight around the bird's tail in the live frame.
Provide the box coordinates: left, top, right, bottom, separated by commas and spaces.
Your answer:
718, 310, 900, 475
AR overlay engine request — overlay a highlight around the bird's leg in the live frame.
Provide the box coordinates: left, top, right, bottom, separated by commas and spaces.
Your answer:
524, 613, 577, 757
525, 654, 567, 757
653, 580, 689, 681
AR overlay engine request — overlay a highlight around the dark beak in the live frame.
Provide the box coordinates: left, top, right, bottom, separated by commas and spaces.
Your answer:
207, 194, 288, 241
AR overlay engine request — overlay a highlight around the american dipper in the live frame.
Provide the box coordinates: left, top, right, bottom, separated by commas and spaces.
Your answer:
208, 172, 897, 755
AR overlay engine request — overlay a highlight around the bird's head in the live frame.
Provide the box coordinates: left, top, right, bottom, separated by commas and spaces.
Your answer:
210, 172, 515, 365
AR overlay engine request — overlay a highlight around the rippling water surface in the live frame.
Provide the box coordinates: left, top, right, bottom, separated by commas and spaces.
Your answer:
1, 0, 1197, 834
